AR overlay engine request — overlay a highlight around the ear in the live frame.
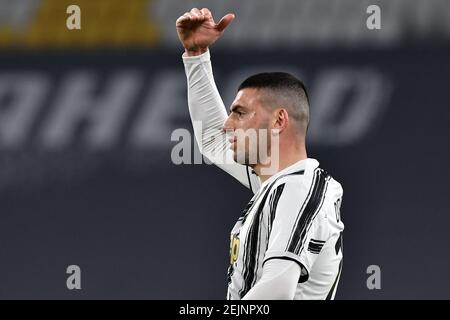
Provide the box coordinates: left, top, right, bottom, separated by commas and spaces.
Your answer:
272, 108, 289, 134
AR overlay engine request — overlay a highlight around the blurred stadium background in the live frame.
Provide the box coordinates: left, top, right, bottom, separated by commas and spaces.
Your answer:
0, 0, 449, 299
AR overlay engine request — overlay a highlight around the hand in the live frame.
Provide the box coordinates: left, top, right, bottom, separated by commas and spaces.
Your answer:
176, 8, 235, 56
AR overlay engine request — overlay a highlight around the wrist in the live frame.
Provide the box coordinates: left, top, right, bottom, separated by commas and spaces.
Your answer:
185, 47, 208, 56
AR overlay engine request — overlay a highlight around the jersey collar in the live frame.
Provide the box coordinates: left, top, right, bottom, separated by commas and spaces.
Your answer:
259, 158, 319, 188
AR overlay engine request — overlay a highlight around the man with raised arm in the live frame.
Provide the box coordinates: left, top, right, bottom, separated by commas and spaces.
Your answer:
176, 8, 344, 300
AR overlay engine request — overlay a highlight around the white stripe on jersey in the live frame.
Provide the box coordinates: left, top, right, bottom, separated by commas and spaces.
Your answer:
227, 158, 344, 300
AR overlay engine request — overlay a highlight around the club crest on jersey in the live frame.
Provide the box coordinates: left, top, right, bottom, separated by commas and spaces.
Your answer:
229, 235, 240, 264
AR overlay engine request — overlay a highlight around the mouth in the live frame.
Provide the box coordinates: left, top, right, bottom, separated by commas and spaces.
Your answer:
228, 137, 237, 150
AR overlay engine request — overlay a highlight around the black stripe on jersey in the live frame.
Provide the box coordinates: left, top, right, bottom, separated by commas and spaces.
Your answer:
246, 165, 253, 194
266, 191, 275, 244
264, 183, 286, 277
292, 169, 328, 254
265, 183, 286, 254
241, 200, 255, 221
335, 232, 343, 255
285, 169, 318, 251
269, 184, 285, 234
295, 173, 329, 255
326, 259, 343, 300
239, 195, 267, 298
286, 169, 330, 255
289, 171, 306, 176
241, 181, 271, 225
301, 179, 329, 254
238, 170, 304, 298
307, 240, 325, 254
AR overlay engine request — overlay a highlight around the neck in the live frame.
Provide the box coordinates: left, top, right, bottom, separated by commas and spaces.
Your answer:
253, 142, 307, 183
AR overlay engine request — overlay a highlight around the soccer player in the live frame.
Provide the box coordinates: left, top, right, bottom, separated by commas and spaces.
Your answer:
176, 8, 344, 300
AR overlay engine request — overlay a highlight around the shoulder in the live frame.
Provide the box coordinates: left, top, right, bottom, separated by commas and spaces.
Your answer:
272, 166, 326, 196
270, 166, 343, 214
266, 174, 312, 209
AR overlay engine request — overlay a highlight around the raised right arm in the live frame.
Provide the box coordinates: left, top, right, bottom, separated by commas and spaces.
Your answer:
177, 8, 260, 192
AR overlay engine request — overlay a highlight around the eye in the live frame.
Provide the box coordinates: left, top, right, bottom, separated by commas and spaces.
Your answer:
230, 108, 246, 118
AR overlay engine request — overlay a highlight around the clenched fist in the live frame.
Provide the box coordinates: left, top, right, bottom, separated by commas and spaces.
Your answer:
176, 8, 235, 56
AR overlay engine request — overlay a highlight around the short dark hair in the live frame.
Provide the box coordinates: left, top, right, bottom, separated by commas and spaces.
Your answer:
238, 72, 310, 133
238, 72, 309, 103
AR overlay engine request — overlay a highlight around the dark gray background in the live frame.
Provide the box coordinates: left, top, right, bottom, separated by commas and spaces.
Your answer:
0, 44, 449, 299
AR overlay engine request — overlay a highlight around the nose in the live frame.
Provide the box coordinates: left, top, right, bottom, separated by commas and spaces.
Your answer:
222, 115, 234, 134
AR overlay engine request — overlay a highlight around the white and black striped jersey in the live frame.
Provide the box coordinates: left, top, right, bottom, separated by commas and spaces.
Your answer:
226, 158, 344, 300
183, 50, 344, 300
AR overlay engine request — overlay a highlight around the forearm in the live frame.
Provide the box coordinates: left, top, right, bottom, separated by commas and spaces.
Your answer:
183, 49, 228, 159
183, 49, 258, 190
242, 259, 300, 300
178, 9, 257, 189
